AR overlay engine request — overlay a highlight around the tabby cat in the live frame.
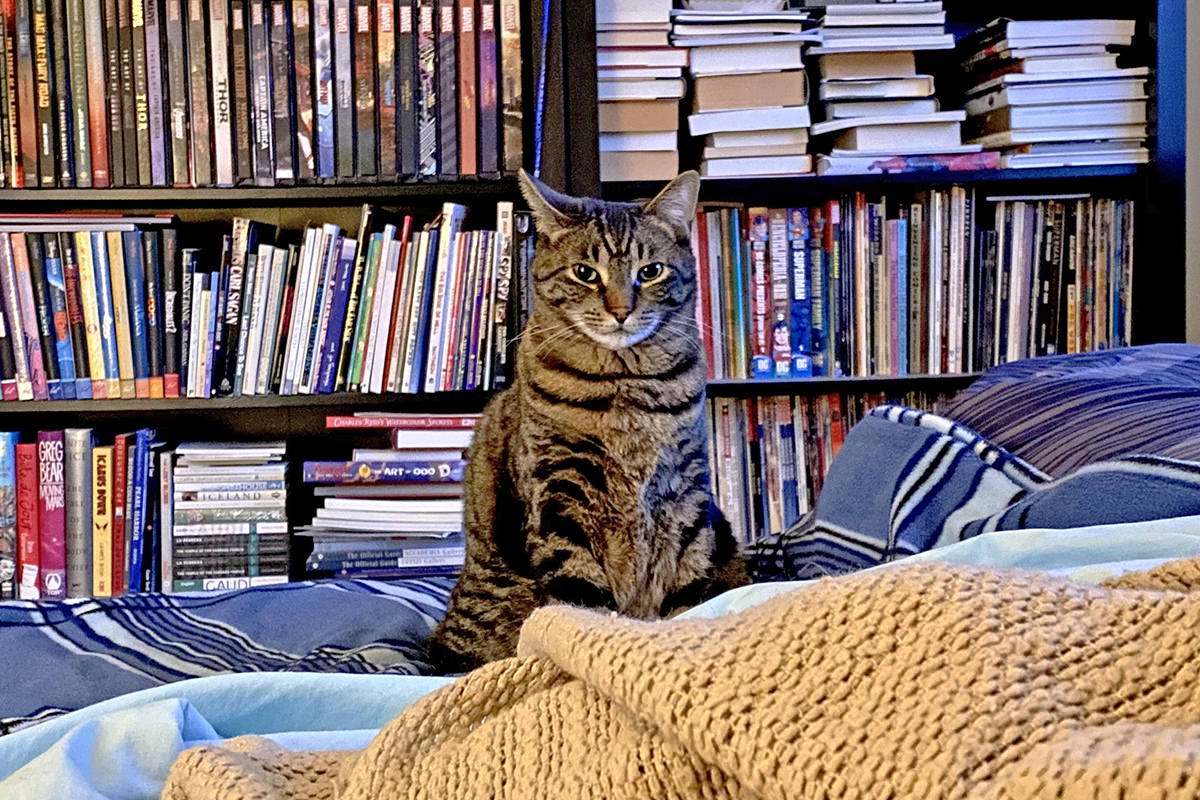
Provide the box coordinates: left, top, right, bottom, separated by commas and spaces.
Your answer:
427, 170, 747, 673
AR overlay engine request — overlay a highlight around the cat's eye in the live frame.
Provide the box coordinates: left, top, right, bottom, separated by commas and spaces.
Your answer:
573, 264, 601, 284
638, 263, 665, 283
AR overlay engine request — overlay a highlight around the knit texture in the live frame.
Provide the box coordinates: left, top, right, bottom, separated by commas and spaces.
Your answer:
162, 558, 1200, 800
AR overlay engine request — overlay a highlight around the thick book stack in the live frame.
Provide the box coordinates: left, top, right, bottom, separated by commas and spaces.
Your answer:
959, 18, 1149, 168
674, 7, 817, 179
0, 427, 252, 599
301, 412, 472, 579
0, 0, 524, 188
707, 388, 952, 544
808, 3, 980, 176
595, 0, 681, 182
170, 441, 288, 592
690, 189, 1135, 382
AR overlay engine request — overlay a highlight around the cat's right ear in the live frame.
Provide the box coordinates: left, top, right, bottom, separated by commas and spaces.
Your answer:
518, 169, 584, 236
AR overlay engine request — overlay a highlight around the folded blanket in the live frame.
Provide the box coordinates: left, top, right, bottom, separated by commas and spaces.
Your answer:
162, 556, 1200, 799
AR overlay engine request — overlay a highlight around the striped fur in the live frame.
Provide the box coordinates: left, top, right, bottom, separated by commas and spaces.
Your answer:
428, 171, 747, 672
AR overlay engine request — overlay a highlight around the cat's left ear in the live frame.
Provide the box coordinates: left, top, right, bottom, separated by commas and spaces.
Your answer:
518, 168, 585, 237
642, 171, 701, 240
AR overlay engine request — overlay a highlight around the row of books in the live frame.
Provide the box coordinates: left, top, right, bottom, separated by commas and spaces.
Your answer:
0, 0, 524, 189
300, 411, 473, 579
689, 189, 1135, 381
0, 202, 535, 401
0, 431, 286, 599
708, 389, 953, 544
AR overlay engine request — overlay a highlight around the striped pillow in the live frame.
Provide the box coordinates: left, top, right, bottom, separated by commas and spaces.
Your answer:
940, 344, 1200, 476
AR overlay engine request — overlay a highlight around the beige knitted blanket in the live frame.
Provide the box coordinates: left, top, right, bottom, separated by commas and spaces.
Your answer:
162, 558, 1200, 800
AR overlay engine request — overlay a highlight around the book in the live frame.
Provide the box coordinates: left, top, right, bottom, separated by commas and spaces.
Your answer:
248, 0, 275, 185
210, 0, 235, 185
435, 0, 457, 177
105, 231, 135, 396
497, 0, 520, 172
292, 0, 316, 179
0, 431, 13, 598
15, 441, 37, 598
185, 0, 211, 185
143, 0, 167, 186
91, 444, 112, 596
270, 0, 295, 181
312, 0, 335, 178
63, 427, 91, 597
375, 0, 396, 177
351, 0, 375, 177
164, 0, 189, 185
395, 0, 417, 177
477, 0, 499, 176
456, 0, 477, 176
230, 0, 253, 183
415, 0, 436, 176
332, 0, 354, 177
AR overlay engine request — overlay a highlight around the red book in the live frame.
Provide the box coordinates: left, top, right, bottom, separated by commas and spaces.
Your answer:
36, 431, 65, 599
455, 0, 477, 175
83, 0, 110, 187
111, 433, 127, 595
325, 412, 480, 430
15, 442, 39, 598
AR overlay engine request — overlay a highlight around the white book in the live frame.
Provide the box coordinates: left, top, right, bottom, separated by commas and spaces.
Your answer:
810, 36, 954, 54
969, 124, 1147, 148
707, 128, 809, 147
689, 41, 804, 75
964, 79, 1147, 116
834, 122, 964, 152
1002, 18, 1135, 43
437, 231, 472, 391
306, 519, 462, 533
193, 282, 211, 398
596, 47, 688, 68
598, 66, 683, 79
702, 142, 808, 159
280, 226, 319, 394
351, 448, 465, 460
669, 32, 819, 47
818, 76, 935, 100
967, 67, 1151, 96
392, 428, 475, 449
385, 236, 420, 393
323, 497, 463, 513
822, 11, 945, 26
671, 21, 809, 36
360, 224, 399, 391
688, 105, 810, 136
400, 231, 433, 393
300, 226, 342, 394
208, 2, 235, 186
1000, 149, 1148, 169
368, 237, 404, 394
670, 10, 810, 23
811, 109, 963, 136
599, 130, 679, 151
241, 244, 275, 395
423, 205, 466, 393
979, 100, 1146, 130
596, 79, 685, 100
701, 154, 813, 177
316, 508, 463, 524
597, 30, 668, 47
826, 98, 939, 118
187, 273, 207, 397
822, 25, 946, 40
256, 247, 290, 395
478, 232, 500, 389
823, 2, 943, 15
1005, 54, 1118, 73
595, 0, 671, 26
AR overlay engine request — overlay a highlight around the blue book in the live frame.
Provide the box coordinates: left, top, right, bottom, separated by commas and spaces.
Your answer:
122, 232, 151, 393
302, 458, 467, 484
787, 208, 813, 379
807, 209, 829, 377
316, 236, 359, 394
0, 431, 16, 599
407, 228, 439, 393
128, 428, 155, 593
777, 405, 800, 528
90, 232, 121, 395
301, 228, 340, 392
41, 239, 77, 398
897, 217, 909, 375
727, 210, 751, 380
204, 275, 220, 398
312, 0, 335, 178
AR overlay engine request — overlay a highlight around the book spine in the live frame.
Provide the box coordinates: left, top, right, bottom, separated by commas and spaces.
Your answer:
455, 0, 475, 176
88, 231, 121, 397
746, 208, 770, 379
185, 0, 211, 185
0, 436, 14, 597
0, 3, 22, 188
141, 231, 164, 396
63, 427, 92, 598
162, 0, 187, 185
434, 0, 455, 177
317, 236, 356, 392
269, 0, 294, 181
311, 0, 334, 178
247, 0, 274, 185
299, 230, 337, 391
67, 0, 94, 186
216, 218, 248, 392
332, 0, 353, 177
117, 0, 137, 181
491, 201, 512, 387
14, 0, 38, 184
111, 433, 126, 592
143, 0, 167, 185
129, 0, 151, 185
158, 448, 172, 591
91, 444, 112, 596
72, 234, 103, 396
401, 228, 435, 391
101, 0, 122, 185
232, 248, 258, 394
266, 245, 299, 391
230, 0, 252, 183
160, 228, 179, 396
11, 234, 49, 398
104, 231, 134, 396
31, 0, 57, 186
58, 234, 90, 395
49, 0, 74, 186
370, 232, 404, 391
302, 458, 465, 483
351, 0, 374, 177
414, 0, 435, 176
210, 0, 235, 186
375, 0, 394, 177
41, 235, 77, 393
254, 247, 286, 392
238, 246, 267, 393
25, 234, 65, 397
121, 230, 150, 396
127, 428, 147, 590
807, 207, 827, 376
394, 0, 415, 178
15, 442, 38, 598
497, 0, 518, 172
334, 207, 372, 390
291, 0, 315, 179
178, 248, 195, 390
345, 233, 380, 389
476, 0, 497, 176
35, 431, 64, 597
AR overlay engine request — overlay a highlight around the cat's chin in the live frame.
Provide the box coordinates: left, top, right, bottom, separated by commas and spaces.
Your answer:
581, 326, 657, 350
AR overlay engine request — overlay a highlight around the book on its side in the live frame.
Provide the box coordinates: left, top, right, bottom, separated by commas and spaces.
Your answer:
63, 428, 93, 598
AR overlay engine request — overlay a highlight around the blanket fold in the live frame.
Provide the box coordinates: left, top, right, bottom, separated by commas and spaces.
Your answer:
162, 558, 1200, 800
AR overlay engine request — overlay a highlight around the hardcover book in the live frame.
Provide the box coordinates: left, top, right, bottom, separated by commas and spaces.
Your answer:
58, 233, 91, 396
117, 0, 137, 182
332, 0, 354, 178
0, 2, 24, 187
121, 230, 151, 397
143, 0, 167, 185
186, 0, 211, 185
63, 427, 92, 598
161, 227, 179, 395
248, 0, 275, 185
15, 441, 38, 598
68, 0, 96, 186
415, 0, 436, 176
477, 0, 499, 176
395, 0, 417, 177
49, 0, 74, 186
352, 0, 375, 177
31, 0, 56, 186
312, 0, 335, 178
141, 231, 165, 397
210, 0, 235, 185
456, 0, 476, 176
104, 231, 136, 397
230, 0, 253, 183
164, 0, 189, 185
375, 0, 396, 177
435, 0, 457, 177
270, 0, 295, 181
91, 444, 112, 596
102, 0, 123, 185
129, 0, 151, 185
291, 0, 316, 179
13, 0, 38, 184
302, 458, 466, 483
498, 0, 520, 172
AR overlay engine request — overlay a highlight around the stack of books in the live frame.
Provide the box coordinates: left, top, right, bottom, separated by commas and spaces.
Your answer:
300, 412, 472, 580
0, 0, 524, 188
170, 441, 289, 592
959, 19, 1149, 168
0, 202, 536, 402
596, 0, 681, 181
808, 2, 985, 176
673, 6, 817, 178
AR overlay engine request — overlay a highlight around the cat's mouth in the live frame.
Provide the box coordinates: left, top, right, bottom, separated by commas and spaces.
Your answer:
575, 314, 661, 350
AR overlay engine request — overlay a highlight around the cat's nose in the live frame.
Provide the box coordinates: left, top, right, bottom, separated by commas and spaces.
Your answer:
610, 308, 631, 325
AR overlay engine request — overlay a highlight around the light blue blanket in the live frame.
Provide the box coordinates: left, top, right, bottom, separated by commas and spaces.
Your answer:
4, 516, 1200, 800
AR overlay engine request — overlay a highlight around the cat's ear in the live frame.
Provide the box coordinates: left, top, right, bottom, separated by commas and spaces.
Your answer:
518, 169, 584, 236
642, 171, 700, 240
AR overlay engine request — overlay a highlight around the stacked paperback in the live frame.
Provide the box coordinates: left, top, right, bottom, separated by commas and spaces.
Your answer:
170, 442, 289, 592
596, 0, 682, 181
959, 19, 1149, 168
808, 2, 988, 176
673, 5, 818, 178
301, 412, 473, 579
0, 0, 524, 188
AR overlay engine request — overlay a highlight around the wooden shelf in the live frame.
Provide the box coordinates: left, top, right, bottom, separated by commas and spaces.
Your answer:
707, 373, 982, 397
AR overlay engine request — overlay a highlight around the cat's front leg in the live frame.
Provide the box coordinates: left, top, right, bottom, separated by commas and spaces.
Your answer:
659, 500, 748, 617
529, 489, 619, 612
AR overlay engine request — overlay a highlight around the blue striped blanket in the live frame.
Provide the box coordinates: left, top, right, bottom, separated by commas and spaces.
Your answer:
0, 578, 454, 735
751, 404, 1200, 581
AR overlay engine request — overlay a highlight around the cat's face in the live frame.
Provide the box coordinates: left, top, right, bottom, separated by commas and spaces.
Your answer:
519, 170, 701, 351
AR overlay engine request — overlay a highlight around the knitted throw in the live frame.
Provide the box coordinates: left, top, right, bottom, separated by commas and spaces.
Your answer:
162, 558, 1200, 800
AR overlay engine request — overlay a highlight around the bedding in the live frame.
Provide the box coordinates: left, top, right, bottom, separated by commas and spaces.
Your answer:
751, 403, 1200, 582
0, 577, 453, 734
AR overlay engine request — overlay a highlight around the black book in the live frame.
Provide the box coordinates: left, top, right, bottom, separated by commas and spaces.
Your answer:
394, 0, 417, 178
117, 0, 138, 182
1035, 200, 1064, 357
31, 0, 57, 186
0, 303, 15, 387
216, 219, 255, 394
230, 0, 252, 184
269, 0, 295, 182
24, 234, 60, 387
268, 243, 300, 391
476, 0, 499, 177
163, 0, 189, 186
130, 0, 151, 185
247, 0, 274, 186
141, 230, 164, 385
414, 0, 435, 177
291, 0, 316, 180
102, 0, 124, 185
1056, 202, 1078, 357
160, 227, 178, 392
48, 0, 74, 186
351, 0, 374, 178
375, 0, 395, 178
185, 0, 211, 185
332, 0, 353, 178
434, 0, 456, 178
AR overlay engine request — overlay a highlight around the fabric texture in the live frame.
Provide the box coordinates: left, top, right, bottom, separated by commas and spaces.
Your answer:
750, 403, 1200, 582
939, 343, 1200, 475
0, 577, 453, 734
160, 556, 1200, 800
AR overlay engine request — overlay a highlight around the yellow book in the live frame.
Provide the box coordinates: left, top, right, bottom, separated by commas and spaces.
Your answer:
91, 446, 113, 598
105, 232, 137, 398
73, 232, 108, 399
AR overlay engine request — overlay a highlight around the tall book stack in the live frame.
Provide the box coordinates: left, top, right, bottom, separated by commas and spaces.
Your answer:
301, 412, 472, 579
673, 6, 817, 179
595, 0, 681, 181
808, 2, 987, 176
170, 441, 289, 592
959, 19, 1149, 168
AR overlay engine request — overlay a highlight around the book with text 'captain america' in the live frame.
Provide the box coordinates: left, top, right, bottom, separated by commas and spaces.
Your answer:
248, 0, 275, 186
